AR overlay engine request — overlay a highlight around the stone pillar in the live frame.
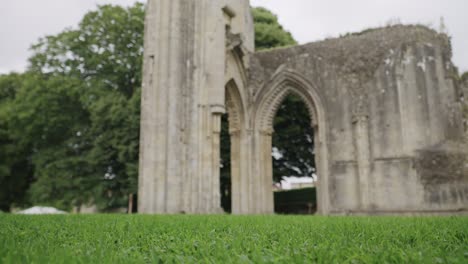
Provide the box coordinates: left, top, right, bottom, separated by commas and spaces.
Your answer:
231, 129, 254, 214
313, 124, 330, 215
138, 0, 254, 214
230, 130, 242, 214
352, 115, 372, 210
209, 110, 223, 213
138, 0, 218, 214
231, 130, 253, 214
138, 0, 187, 214
250, 130, 275, 214
261, 131, 275, 214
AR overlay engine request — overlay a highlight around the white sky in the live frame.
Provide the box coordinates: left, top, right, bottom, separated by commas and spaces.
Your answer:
0, 0, 467, 74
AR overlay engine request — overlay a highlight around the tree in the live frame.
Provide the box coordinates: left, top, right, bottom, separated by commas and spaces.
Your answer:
461, 71, 468, 83
0, 73, 34, 211
251, 7, 296, 50
272, 94, 315, 180
8, 74, 93, 210
4, 3, 145, 210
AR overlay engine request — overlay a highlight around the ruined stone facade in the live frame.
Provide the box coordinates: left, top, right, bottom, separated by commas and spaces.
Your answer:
139, 0, 468, 214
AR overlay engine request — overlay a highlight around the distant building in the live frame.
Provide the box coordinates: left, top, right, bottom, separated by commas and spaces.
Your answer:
276, 175, 317, 191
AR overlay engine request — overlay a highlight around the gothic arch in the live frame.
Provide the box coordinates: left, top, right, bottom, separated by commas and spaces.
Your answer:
224, 78, 251, 214
253, 70, 331, 214
225, 49, 248, 89
225, 79, 246, 132
254, 70, 322, 132
225, 48, 249, 128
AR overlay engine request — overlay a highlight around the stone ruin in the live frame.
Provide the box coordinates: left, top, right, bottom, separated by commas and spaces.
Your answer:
138, 0, 468, 215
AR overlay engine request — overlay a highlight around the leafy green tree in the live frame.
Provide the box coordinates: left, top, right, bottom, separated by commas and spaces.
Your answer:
461, 71, 468, 82
0, 73, 34, 211
8, 74, 92, 210
5, 3, 144, 210
272, 94, 315, 180
251, 7, 296, 50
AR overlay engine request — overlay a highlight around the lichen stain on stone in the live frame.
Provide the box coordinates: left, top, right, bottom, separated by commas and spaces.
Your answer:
415, 141, 468, 186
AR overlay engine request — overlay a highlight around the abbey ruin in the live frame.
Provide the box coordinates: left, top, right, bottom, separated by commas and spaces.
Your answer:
138, 0, 468, 215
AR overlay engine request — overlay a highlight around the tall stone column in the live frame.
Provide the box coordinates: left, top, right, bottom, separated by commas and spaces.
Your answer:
138, 0, 254, 214
260, 131, 275, 214
230, 130, 245, 214
138, 0, 220, 214
352, 115, 372, 210
313, 124, 330, 215
249, 130, 275, 214
231, 128, 256, 214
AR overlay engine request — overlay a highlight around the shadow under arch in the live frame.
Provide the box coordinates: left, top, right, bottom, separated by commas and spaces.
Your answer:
253, 70, 331, 215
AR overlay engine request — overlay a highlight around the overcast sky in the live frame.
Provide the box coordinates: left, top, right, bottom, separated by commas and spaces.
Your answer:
1, 0, 467, 74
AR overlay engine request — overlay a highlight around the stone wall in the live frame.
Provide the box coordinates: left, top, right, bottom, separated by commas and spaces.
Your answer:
249, 25, 468, 214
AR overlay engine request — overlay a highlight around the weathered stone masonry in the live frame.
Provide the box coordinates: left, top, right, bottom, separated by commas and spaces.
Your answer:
139, 0, 468, 215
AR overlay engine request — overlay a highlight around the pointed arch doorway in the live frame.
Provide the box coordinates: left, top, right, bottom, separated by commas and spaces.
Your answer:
272, 92, 317, 214
220, 79, 251, 214
253, 72, 330, 215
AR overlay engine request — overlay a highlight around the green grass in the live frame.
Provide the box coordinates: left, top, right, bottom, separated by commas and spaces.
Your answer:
0, 215, 467, 263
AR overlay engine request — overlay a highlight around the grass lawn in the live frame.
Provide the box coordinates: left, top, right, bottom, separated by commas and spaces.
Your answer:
0, 215, 467, 263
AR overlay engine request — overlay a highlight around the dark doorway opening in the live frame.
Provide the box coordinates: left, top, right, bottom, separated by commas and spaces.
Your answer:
272, 93, 317, 214
220, 113, 231, 213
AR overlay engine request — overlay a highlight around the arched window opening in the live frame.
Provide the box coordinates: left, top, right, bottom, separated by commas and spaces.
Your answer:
272, 93, 317, 214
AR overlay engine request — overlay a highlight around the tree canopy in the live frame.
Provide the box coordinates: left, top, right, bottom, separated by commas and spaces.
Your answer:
0, 4, 144, 211
461, 71, 468, 83
272, 94, 315, 179
0, 73, 34, 211
252, 7, 296, 50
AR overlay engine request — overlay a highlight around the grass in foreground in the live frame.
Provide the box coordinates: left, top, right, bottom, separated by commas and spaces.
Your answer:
0, 215, 467, 263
